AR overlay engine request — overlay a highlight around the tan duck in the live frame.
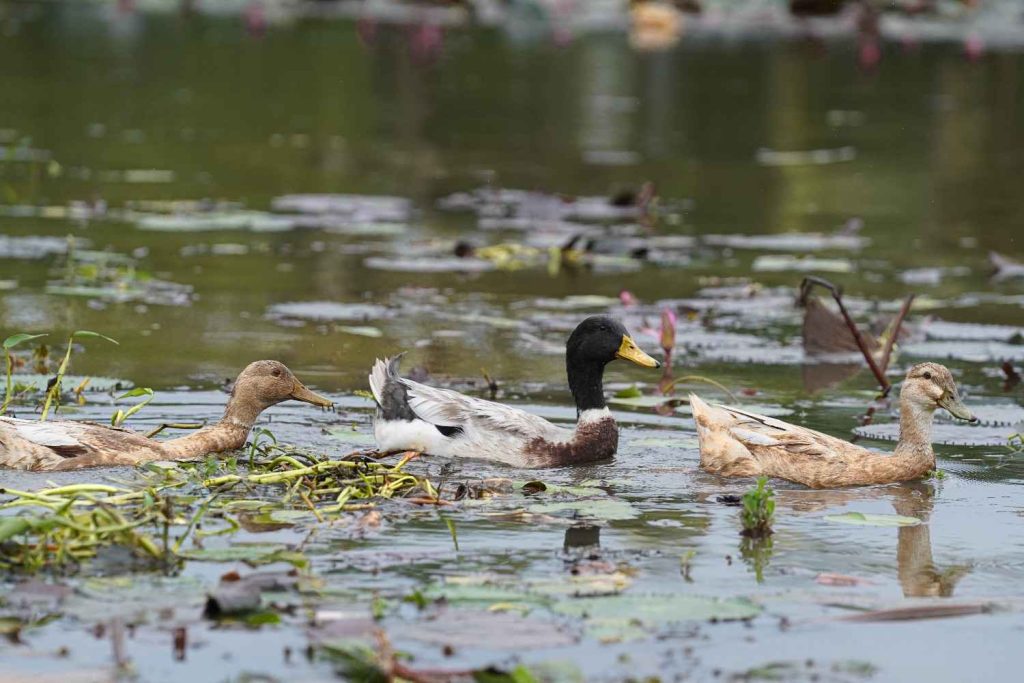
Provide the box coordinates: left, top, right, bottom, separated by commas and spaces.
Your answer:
0, 360, 332, 472
691, 362, 977, 488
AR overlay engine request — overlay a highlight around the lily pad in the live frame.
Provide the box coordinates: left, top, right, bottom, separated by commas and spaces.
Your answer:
608, 394, 683, 408
824, 513, 921, 527
180, 544, 308, 567
266, 301, 392, 322
703, 233, 867, 252
364, 256, 495, 273
394, 610, 575, 650
553, 593, 761, 635
335, 325, 384, 338
526, 499, 639, 521
902, 340, 1024, 363
852, 422, 1015, 447
136, 211, 297, 232
0, 235, 74, 259
752, 255, 855, 273
924, 320, 1024, 342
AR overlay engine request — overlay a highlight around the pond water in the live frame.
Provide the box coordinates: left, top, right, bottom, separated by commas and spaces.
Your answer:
2, 5, 1024, 682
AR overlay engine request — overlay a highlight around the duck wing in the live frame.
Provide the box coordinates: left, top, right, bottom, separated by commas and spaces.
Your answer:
402, 379, 567, 442
1, 417, 163, 471
704, 402, 849, 458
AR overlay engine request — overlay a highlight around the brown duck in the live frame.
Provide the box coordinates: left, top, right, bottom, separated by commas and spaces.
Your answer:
0, 360, 332, 472
691, 362, 977, 488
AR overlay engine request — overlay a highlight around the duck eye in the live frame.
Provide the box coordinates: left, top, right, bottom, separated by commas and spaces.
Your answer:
922, 371, 932, 380
271, 368, 282, 377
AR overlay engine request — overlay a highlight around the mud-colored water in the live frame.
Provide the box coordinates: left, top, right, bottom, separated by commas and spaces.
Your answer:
2, 5, 1023, 682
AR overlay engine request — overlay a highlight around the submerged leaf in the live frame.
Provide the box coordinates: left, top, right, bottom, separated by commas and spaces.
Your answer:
824, 512, 920, 527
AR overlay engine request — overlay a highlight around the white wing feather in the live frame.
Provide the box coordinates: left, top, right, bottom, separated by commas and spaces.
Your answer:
402, 379, 563, 440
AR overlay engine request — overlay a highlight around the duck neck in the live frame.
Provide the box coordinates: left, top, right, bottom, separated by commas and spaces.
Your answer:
893, 399, 936, 474
161, 396, 262, 460
567, 356, 608, 417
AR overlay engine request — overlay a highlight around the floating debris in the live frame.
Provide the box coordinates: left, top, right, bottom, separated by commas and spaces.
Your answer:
704, 233, 868, 251
0, 235, 77, 260
752, 255, 856, 273
272, 194, 412, 223
136, 211, 297, 232
756, 146, 857, 166
266, 301, 393, 323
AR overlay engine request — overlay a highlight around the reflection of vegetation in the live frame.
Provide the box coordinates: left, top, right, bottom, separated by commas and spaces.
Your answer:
1008, 433, 1024, 454
740, 477, 775, 538
740, 534, 773, 584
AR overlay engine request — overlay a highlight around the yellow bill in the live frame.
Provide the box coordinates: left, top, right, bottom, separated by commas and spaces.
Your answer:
616, 335, 661, 368
290, 382, 334, 408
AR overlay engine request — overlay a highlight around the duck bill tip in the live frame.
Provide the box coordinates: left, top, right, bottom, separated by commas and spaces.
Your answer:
616, 335, 661, 369
291, 384, 334, 408
939, 398, 975, 423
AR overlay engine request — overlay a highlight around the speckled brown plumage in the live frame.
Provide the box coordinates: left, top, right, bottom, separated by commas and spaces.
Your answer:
522, 418, 619, 468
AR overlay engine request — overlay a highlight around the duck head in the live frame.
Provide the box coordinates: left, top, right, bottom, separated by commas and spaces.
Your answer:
901, 362, 976, 422
230, 360, 333, 412
567, 315, 660, 370
566, 316, 659, 414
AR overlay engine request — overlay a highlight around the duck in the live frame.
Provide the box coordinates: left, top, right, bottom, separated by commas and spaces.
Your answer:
1, 360, 333, 472
690, 362, 977, 488
368, 315, 660, 468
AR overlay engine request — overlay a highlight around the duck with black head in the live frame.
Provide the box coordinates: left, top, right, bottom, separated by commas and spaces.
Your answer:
368, 315, 661, 468
0, 360, 333, 471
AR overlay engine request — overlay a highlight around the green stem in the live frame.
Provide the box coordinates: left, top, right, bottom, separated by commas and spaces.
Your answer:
660, 375, 738, 402
1, 349, 13, 415
40, 335, 74, 421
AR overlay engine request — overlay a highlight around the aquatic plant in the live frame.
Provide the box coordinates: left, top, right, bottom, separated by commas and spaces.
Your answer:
0, 445, 435, 572
110, 387, 155, 427
739, 477, 775, 538
39, 330, 118, 421
1, 332, 47, 414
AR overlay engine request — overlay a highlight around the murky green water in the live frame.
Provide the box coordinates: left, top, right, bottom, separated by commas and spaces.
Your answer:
2, 5, 1024, 682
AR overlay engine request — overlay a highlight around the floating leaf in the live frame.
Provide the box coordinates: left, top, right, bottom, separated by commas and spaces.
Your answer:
336, 325, 384, 338
526, 499, 639, 521
180, 544, 307, 566
824, 513, 920, 527
853, 422, 1014, 447
752, 255, 854, 273
394, 610, 575, 650
553, 593, 761, 635
607, 394, 681, 408
266, 301, 392, 323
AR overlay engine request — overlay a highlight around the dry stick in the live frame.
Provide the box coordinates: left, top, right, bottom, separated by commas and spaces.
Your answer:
878, 294, 916, 374
802, 276, 891, 396
854, 294, 917, 433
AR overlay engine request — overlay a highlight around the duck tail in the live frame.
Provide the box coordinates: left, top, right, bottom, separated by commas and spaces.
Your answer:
368, 354, 416, 421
